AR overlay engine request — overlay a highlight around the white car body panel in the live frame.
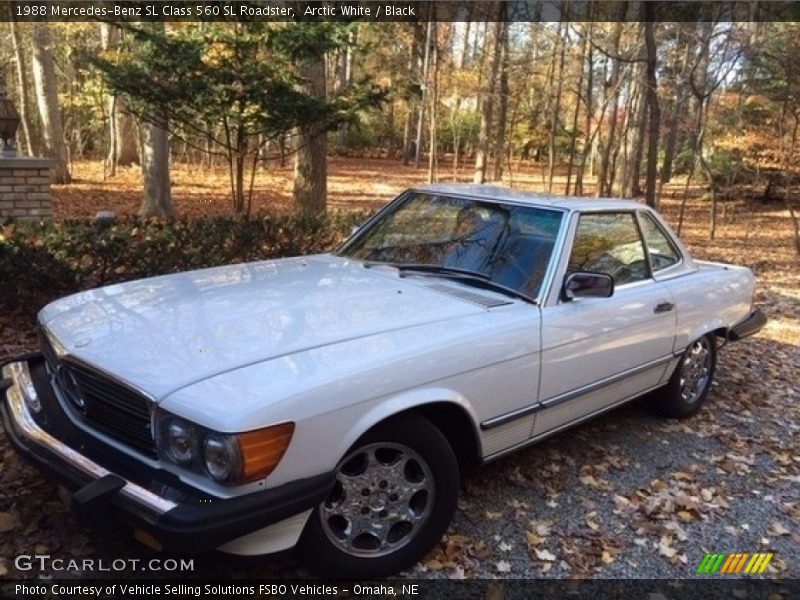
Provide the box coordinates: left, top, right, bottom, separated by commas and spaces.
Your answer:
217, 510, 312, 556
31, 185, 760, 555
535, 282, 677, 435
38, 255, 485, 400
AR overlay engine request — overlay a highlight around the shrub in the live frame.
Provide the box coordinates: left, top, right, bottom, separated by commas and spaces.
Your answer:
0, 210, 371, 316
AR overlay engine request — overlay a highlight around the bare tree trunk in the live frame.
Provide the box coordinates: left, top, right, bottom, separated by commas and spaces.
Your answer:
784, 112, 800, 255
492, 19, 510, 181
31, 22, 70, 183
659, 99, 680, 186
565, 24, 588, 195
629, 64, 647, 197
459, 19, 471, 69
660, 32, 693, 187
9, 20, 36, 156
140, 115, 172, 217
547, 21, 567, 193
402, 40, 416, 165
427, 21, 439, 183
576, 23, 595, 196
474, 9, 504, 183
596, 22, 623, 196
415, 19, 432, 169
334, 28, 356, 148
689, 22, 717, 239
101, 24, 138, 173
293, 54, 327, 214
402, 106, 414, 165
110, 102, 138, 167
643, 12, 661, 208
612, 56, 647, 198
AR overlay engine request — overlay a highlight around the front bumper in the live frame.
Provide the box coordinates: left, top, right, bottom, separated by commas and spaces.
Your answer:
0, 355, 334, 553
728, 309, 767, 342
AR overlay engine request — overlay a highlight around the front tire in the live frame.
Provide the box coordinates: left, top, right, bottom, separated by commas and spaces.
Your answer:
299, 414, 459, 578
654, 334, 717, 418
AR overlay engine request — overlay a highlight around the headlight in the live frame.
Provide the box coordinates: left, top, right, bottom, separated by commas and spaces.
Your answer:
155, 410, 294, 486
166, 420, 195, 465
203, 434, 241, 483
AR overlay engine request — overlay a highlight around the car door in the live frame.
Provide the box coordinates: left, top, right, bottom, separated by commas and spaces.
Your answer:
533, 211, 677, 437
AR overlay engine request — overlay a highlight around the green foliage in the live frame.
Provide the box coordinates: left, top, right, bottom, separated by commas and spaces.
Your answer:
330, 120, 378, 154
89, 22, 384, 211
671, 146, 697, 176
0, 212, 370, 314
705, 147, 753, 185
92, 23, 330, 140
439, 111, 481, 154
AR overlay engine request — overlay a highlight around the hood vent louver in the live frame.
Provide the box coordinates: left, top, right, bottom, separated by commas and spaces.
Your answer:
424, 283, 513, 309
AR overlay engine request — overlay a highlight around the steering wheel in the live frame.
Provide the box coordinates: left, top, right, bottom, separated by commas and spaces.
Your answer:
610, 259, 648, 285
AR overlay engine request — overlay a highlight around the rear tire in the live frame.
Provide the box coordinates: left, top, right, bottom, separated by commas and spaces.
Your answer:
653, 334, 716, 418
298, 414, 459, 578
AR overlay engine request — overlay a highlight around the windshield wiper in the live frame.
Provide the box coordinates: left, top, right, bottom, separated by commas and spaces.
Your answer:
391, 263, 536, 305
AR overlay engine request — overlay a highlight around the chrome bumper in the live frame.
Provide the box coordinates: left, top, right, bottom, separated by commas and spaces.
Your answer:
1, 360, 176, 516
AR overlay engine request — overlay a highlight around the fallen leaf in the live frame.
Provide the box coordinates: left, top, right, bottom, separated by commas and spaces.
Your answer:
0, 512, 17, 533
526, 530, 543, 547
425, 559, 444, 571
658, 540, 677, 559
768, 521, 791, 536
534, 548, 557, 562
495, 560, 512, 573
580, 474, 613, 491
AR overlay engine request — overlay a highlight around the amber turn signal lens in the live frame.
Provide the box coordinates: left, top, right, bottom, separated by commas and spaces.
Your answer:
236, 422, 295, 483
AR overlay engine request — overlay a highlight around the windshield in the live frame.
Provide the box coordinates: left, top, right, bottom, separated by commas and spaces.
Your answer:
338, 192, 564, 300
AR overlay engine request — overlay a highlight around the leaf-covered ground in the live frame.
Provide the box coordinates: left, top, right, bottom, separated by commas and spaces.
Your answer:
1, 159, 797, 579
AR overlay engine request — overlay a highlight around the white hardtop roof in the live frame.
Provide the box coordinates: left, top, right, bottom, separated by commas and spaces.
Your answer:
410, 183, 648, 212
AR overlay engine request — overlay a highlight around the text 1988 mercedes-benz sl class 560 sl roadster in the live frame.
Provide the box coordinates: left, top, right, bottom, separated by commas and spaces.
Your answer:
1, 185, 766, 577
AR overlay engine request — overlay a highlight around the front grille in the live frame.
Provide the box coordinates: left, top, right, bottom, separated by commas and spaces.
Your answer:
39, 327, 157, 457
66, 363, 156, 456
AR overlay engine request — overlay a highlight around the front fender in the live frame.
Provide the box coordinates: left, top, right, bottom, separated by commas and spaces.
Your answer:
277, 387, 482, 486
340, 387, 481, 458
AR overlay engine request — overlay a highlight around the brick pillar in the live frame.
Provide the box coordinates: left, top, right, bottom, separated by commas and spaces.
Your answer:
0, 157, 55, 220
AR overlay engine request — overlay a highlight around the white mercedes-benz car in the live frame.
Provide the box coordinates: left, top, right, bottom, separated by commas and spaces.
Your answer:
2, 185, 765, 577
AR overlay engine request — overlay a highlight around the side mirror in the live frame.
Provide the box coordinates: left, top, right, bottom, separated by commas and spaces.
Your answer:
563, 272, 614, 300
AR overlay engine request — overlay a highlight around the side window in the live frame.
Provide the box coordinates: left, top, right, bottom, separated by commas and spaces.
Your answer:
567, 213, 648, 285
639, 212, 681, 272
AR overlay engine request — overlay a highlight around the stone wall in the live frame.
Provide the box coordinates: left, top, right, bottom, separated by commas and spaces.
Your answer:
0, 157, 54, 220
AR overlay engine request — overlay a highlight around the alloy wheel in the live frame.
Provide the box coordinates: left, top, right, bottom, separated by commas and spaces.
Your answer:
320, 442, 435, 557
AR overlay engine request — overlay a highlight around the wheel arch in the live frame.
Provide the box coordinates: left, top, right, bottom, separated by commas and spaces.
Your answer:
400, 402, 482, 476
341, 390, 483, 477
682, 318, 727, 351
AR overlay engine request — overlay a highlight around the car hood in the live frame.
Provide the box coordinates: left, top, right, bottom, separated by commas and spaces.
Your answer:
39, 254, 487, 400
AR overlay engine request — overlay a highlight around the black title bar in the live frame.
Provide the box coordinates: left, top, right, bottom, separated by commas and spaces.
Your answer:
3, 578, 800, 600
2, 1, 800, 23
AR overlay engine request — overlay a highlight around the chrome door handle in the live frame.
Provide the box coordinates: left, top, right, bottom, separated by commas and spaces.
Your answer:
654, 302, 675, 314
